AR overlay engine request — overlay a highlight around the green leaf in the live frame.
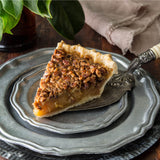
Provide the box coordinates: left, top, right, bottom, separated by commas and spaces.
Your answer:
48, 2, 74, 39
0, 0, 85, 41
3, 16, 20, 34
3, 14, 20, 34
47, 0, 85, 40
1, 0, 23, 19
24, 0, 52, 18
58, 1, 85, 35
24, 0, 41, 16
0, 1, 21, 35
0, 1, 3, 14
38, 0, 52, 17
0, 17, 3, 40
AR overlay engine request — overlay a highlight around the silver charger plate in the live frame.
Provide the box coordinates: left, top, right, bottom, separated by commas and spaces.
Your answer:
0, 48, 159, 156
9, 58, 128, 134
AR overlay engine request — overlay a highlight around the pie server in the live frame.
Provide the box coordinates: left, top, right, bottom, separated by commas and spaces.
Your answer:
70, 43, 160, 111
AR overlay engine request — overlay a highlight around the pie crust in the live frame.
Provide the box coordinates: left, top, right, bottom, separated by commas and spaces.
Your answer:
33, 41, 118, 117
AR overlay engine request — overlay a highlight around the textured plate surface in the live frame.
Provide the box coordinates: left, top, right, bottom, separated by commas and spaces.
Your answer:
9, 61, 128, 134
0, 48, 159, 156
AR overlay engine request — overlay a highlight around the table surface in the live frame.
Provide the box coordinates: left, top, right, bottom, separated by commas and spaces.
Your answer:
0, 15, 160, 160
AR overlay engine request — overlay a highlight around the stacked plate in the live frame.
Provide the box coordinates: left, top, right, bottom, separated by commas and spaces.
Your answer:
0, 48, 159, 157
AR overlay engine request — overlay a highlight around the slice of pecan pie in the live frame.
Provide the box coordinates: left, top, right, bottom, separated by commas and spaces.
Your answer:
33, 41, 118, 117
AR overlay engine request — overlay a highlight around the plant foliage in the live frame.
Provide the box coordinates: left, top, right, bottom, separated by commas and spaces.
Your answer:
0, 0, 84, 40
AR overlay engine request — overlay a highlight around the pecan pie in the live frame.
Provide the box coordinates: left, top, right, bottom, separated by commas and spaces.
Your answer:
33, 41, 118, 117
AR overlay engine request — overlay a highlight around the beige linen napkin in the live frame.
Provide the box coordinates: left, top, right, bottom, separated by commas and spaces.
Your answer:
80, 0, 160, 55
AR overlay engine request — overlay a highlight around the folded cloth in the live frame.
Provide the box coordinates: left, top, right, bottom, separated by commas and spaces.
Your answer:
80, 0, 160, 56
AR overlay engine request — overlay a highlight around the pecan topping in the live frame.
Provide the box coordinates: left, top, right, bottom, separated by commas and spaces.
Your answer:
37, 49, 108, 103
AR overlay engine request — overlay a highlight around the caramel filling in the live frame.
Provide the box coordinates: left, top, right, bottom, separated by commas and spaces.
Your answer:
33, 81, 105, 117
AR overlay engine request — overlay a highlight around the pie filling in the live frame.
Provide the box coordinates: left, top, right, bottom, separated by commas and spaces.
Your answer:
33, 82, 105, 117
33, 41, 117, 117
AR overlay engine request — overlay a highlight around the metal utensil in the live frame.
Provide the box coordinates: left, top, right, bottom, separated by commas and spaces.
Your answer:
70, 43, 160, 111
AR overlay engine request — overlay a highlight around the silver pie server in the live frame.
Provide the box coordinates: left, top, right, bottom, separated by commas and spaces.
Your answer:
70, 44, 160, 111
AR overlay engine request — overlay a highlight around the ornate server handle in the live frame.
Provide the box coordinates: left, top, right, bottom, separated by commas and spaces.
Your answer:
127, 43, 160, 74
151, 43, 160, 59
108, 43, 160, 88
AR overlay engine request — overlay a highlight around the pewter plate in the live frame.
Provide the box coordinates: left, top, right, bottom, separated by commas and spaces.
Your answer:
9, 60, 128, 134
0, 48, 159, 156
